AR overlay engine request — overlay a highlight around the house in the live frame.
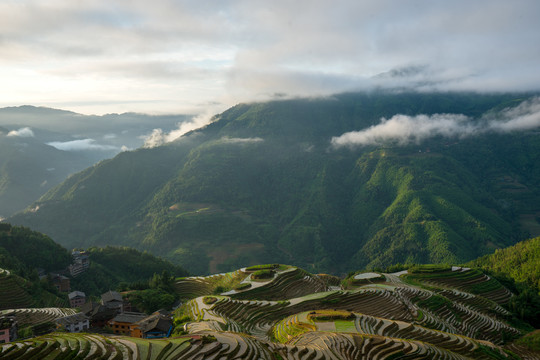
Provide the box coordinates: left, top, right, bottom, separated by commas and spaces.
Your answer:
108, 312, 147, 336
131, 313, 173, 338
0, 316, 17, 343
69, 250, 90, 277
81, 301, 118, 328
55, 313, 89, 333
68, 291, 86, 308
50, 273, 70, 292
101, 290, 123, 312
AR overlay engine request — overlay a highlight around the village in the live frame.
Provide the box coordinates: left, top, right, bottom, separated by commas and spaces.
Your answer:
0, 250, 174, 343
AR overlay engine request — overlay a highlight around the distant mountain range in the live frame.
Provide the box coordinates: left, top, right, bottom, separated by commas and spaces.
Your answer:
8, 92, 540, 275
0, 107, 190, 218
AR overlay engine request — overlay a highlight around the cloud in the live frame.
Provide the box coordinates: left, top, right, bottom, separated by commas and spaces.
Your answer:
488, 97, 540, 132
47, 138, 119, 151
142, 111, 216, 148
332, 97, 540, 148
7, 127, 34, 137
0, 1, 539, 115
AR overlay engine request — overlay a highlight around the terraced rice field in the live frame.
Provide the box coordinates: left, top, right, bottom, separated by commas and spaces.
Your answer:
0, 273, 35, 310
1, 265, 538, 359
2, 307, 78, 327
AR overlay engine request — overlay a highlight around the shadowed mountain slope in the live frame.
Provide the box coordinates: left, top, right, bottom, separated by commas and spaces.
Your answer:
9, 92, 540, 274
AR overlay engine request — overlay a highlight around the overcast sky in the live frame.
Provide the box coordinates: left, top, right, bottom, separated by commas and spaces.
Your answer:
1, 0, 539, 115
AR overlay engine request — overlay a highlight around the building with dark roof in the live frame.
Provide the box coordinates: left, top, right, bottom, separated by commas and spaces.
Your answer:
68, 291, 86, 308
81, 300, 118, 328
108, 312, 147, 336
55, 313, 89, 333
131, 313, 173, 339
101, 290, 123, 312
51, 273, 70, 292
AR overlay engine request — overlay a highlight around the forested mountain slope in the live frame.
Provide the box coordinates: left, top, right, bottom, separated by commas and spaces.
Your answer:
469, 236, 540, 291
0, 223, 188, 302
9, 92, 540, 274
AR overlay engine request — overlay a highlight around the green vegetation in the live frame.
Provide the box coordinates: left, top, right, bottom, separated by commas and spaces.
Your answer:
245, 264, 280, 271
4, 262, 540, 359
409, 264, 452, 273
0, 224, 71, 274
307, 310, 354, 321
468, 237, 540, 292
516, 330, 540, 351
0, 224, 70, 308
251, 269, 275, 280
8, 92, 540, 275
71, 246, 188, 296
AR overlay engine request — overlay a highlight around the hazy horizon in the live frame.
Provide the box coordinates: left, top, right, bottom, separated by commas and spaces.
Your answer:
1, 0, 539, 118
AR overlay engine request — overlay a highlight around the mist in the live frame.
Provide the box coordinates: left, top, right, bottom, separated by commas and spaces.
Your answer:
47, 139, 120, 152
331, 97, 540, 148
143, 112, 215, 148
7, 127, 34, 137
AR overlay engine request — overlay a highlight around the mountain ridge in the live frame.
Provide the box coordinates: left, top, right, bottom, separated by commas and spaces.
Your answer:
8, 91, 540, 274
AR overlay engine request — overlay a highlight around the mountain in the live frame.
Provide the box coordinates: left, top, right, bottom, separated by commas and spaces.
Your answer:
0, 107, 191, 218
0, 105, 190, 151
70, 246, 189, 296
8, 92, 540, 274
0, 130, 101, 218
0, 223, 188, 305
468, 236, 540, 291
2, 263, 539, 359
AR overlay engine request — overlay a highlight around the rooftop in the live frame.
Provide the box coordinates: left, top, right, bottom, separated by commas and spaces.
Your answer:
110, 312, 147, 324
101, 290, 123, 303
68, 290, 86, 300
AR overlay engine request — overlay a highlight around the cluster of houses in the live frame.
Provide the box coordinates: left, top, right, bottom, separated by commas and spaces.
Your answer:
1, 250, 174, 342
68, 250, 90, 277
55, 290, 173, 339
38, 250, 91, 294
1, 290, 173, 342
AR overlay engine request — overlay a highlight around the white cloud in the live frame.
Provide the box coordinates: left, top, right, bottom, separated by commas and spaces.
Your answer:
143, 111, 216, 148
0, 1, 539, 115
47, 138, 119, 151
7, 127, 34, 137
332, 97, 540, 148
488, 97, 540, 132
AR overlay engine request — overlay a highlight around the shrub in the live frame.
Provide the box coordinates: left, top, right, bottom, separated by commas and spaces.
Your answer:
203, 296, 217, 305
246, 264, 279, 271
409, 264, 452, 274
234, 283, 251, 291
251, 269, 275, 280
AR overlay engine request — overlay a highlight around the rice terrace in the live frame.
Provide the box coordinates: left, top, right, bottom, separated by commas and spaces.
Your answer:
1, 263, 539, 359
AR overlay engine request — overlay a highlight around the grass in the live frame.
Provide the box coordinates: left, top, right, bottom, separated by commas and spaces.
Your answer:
334, 320, 357, 333
307, 310, 354, 322
516, 330, 540, 351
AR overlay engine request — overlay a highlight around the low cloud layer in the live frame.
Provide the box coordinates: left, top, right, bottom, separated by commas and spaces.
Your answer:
47, 138, 119, 151
7, 127, 34, 137
332, 97, 540, 148
0, 1, 539, 115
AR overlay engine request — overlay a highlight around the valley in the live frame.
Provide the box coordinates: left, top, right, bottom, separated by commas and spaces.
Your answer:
7, 92, 540, 275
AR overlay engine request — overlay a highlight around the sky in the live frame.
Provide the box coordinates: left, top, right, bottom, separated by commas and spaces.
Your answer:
1, 0, 539, 116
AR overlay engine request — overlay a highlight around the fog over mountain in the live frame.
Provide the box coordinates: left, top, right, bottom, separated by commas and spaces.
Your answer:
0, 106, 192, 218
